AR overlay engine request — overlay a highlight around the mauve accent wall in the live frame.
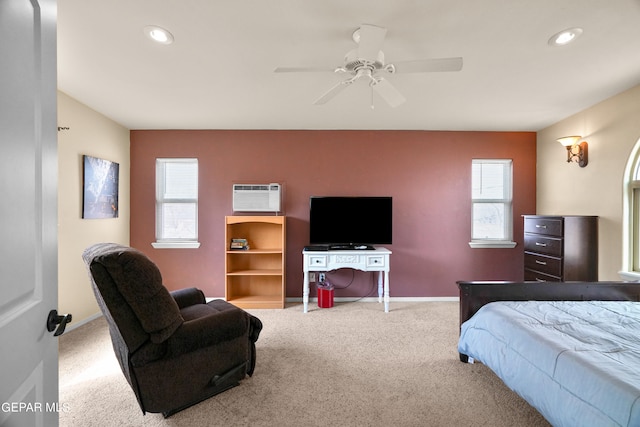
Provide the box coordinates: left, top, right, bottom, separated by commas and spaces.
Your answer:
130, 130, 536, 299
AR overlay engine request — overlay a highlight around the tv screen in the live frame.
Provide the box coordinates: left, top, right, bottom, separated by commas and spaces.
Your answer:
309, 196, 392, 248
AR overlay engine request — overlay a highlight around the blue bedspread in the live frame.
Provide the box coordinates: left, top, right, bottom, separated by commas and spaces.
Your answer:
458, 301, 640, 427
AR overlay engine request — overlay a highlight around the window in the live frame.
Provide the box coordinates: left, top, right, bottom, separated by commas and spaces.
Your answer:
621, 138, 640, 279
632, 186, 640, 271
152, 158, 200, 249
469, 159, 516, 248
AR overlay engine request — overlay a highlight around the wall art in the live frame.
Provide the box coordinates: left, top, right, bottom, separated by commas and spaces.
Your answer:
82, 155, 119, 219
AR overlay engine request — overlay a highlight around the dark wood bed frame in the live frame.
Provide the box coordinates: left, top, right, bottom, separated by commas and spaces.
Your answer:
457, 280, 640, 362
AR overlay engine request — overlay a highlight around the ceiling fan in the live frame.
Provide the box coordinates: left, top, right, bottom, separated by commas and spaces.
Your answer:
274, 24, 463, 108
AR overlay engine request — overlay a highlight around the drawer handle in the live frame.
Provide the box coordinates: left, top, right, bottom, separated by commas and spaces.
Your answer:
315, 260, 321, 263
535, 260, 547, 265
535, 242, 547, 247
535, 224, 547, 229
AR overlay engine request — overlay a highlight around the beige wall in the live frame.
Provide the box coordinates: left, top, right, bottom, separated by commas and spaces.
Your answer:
536, 84, 640, 280
57, 91, 130, 326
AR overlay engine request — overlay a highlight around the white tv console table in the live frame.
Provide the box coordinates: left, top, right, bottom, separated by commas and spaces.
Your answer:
302, 246, 392, 313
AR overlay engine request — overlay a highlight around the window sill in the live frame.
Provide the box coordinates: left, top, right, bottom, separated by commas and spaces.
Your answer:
468, 241, 517, 249
152, 241, 201, 249
618, 271, 640, 281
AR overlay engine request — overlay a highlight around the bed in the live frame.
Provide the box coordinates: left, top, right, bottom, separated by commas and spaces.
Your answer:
457, 281, 640, 427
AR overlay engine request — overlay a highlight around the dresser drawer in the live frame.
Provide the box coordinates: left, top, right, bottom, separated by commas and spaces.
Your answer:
524, 233, 563, 256
524, 217, 563, 237
524, 252, 562, 277
525, 268, 561, 282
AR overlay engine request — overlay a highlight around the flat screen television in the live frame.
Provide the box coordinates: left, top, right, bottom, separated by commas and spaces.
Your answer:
309, 196, 392, 249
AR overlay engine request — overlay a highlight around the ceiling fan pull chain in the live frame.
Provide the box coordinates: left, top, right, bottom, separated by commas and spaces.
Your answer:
371, 85, 375, 109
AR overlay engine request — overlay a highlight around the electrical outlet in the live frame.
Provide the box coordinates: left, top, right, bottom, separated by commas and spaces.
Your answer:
309, 273, 315, 281
319, 273, 326, 282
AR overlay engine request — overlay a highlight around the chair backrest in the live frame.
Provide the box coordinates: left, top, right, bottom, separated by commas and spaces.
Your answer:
82, 243, 184, 355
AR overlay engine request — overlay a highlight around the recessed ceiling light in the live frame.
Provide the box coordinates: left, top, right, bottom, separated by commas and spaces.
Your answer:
143, 25, 174, 45
548, 27, 583, 46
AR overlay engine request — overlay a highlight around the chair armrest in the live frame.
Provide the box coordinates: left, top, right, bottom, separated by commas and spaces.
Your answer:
170, 287, 206, 309
165, 308, 249, 357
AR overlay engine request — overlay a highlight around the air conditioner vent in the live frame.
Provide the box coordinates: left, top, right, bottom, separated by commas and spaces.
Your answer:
234, 184, 271, 191
232, 183, 281, 212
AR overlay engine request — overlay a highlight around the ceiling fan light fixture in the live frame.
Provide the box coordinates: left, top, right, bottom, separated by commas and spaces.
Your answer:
352, 28, 361, 44
144, 25, 174, 45
548, 27, 583, 46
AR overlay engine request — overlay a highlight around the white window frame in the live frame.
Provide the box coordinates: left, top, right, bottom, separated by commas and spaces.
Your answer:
469, 159, 517, 249
620, 137, 640, 280
151, 158, 200, 249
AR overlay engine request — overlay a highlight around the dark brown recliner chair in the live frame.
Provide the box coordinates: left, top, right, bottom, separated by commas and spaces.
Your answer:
82, 243, 262, 417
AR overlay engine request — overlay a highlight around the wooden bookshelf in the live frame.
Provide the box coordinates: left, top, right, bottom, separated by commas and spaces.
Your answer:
225, 216, 285, 309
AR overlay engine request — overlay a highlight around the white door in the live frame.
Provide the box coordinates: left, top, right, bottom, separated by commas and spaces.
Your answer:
0, 1, 61, 426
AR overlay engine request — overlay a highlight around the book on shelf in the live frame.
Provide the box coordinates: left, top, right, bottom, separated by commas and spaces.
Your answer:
230, 238, 249, 250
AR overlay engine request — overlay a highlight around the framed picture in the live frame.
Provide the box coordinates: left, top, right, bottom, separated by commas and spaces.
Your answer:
82, 155, 119, 219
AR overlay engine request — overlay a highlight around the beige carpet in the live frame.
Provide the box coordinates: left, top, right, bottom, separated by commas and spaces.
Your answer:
59, 301, 550, 426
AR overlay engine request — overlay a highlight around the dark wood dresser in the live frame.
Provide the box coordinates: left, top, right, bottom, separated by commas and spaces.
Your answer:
523, 215, 598, 282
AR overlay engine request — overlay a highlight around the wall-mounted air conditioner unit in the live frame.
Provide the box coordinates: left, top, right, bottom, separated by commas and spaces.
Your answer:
232, 183, 281, 212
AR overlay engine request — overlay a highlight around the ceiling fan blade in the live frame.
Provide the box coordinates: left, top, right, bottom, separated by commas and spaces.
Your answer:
371, 78, 405, 108
313, 80, 353, 105
274, 66, 335, 73
356, 24, 387, 60
391, 57, 463, 73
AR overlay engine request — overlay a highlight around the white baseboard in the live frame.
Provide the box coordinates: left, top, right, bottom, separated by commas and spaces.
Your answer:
208, 296, 459, 304
208, 296, 460, 303
71, 298, 458, 332
66, 312, 102, 333
286, 296, 459, 303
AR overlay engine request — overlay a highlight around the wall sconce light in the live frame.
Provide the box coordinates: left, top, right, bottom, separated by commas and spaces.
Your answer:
557, 135, 588, 167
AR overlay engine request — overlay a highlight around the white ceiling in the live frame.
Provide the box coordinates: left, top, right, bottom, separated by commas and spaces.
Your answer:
57, 0, 640, 131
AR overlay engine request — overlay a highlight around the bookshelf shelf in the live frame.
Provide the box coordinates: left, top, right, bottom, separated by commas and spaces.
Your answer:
225, 216, 286, 309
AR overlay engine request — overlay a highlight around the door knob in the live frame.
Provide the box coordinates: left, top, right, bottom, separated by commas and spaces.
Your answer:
47, 309, 72, 336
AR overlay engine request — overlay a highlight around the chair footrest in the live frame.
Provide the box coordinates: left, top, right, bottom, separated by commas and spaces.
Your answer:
210, 362, 247, 387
